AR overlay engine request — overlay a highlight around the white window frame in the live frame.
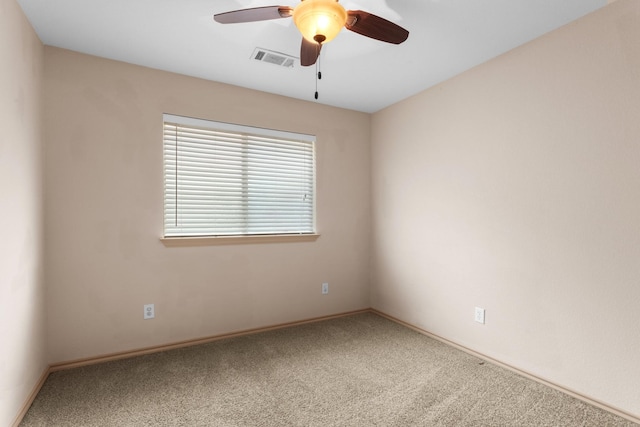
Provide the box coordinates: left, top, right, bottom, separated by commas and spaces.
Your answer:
162, 114, 317, 243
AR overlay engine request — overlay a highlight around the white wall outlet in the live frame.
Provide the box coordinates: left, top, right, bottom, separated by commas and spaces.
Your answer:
144, 304, 155, 320
474, 307, 485, 324
322, 282, 329, 295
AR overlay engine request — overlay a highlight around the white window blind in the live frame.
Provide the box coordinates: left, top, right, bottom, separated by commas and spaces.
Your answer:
163, 114, 316, 238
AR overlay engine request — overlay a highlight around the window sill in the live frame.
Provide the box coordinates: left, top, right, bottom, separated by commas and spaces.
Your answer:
160, 234, 320, 247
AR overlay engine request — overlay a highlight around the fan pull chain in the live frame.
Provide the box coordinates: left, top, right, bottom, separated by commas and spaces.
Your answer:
314, 61, 318, 100
314, 43, 322, 100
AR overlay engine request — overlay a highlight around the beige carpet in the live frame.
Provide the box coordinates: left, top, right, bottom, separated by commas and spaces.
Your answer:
21, 312, 637, 426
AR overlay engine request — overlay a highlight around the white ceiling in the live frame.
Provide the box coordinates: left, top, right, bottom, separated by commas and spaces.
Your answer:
17, 0, 606, 113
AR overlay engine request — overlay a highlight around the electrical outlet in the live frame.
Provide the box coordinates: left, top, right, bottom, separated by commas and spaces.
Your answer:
322, 282, 329, 295
144, 304, 155, 320
474, 307, 485, 324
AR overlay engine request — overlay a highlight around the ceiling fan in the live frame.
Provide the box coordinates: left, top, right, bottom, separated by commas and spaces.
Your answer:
214, 0, 410, 67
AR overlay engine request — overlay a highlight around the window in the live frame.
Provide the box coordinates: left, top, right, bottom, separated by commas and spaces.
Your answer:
163, 114, 316, 238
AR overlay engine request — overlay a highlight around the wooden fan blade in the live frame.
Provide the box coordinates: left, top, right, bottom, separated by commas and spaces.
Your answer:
345, 10, 409, 44
214, 6, 293, 24
300, 38, 321, 66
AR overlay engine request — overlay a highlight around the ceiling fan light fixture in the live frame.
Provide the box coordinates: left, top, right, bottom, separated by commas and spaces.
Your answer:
293, 0, 347, 44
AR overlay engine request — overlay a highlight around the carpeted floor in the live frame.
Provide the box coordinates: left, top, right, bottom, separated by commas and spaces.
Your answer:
21, 312, 637, 426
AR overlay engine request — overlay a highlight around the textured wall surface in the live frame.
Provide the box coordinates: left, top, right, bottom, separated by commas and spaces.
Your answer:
0, 0, 46, 425
43, 47, 371, 363
372, 0, 640, 418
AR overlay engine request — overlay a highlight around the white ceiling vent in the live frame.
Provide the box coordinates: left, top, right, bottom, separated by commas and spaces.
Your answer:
252, 48, 296, 68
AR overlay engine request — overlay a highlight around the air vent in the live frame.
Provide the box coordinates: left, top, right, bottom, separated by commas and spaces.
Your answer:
252, 48, 296, 68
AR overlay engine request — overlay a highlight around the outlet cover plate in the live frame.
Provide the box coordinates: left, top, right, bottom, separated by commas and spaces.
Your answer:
144, 304, 155, 320
474, 307, 485, 324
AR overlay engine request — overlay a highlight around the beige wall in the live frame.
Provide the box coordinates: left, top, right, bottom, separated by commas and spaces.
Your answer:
43, 47, 371, 363
371, 0, 640, 418
0, 0, 46, 425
